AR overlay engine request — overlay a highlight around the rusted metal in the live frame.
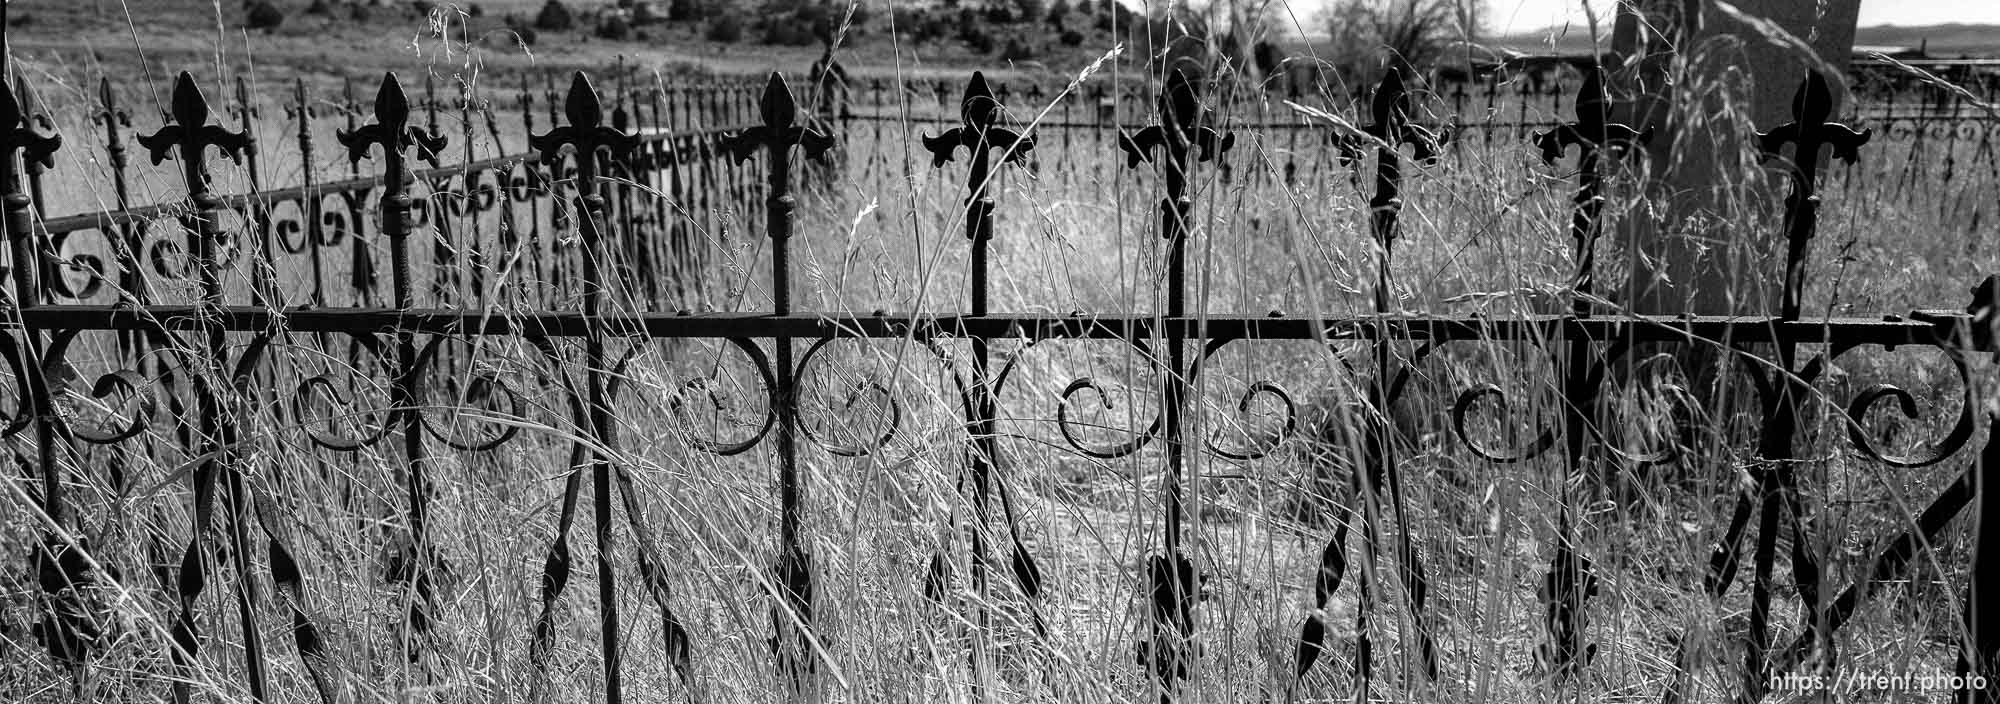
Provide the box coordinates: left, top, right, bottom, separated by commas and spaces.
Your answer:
727, 71, 833, 695
923, 71, 1040, 696
136, 71, 270, 703
337, 71, 449, 664
530, 70, 640, 704
1118, 69, 1232, 700
0, 59, 1993, 704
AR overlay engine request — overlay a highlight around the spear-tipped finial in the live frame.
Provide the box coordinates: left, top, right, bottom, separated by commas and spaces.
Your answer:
1532, 64, 1652, 165
1369, 66, 1408, 131
962, 71, 999, 130
170, 72, 211, 131
759, 72, 798, 130
1792, 70, 1835, 127
564, 71, 604, 130
136, 72, 247, 167
374, 73, 411, 132
1163, 69, 1201, 132
1577, 68, 1608, 125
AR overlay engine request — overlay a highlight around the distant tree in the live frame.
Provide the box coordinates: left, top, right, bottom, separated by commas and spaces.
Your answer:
597, 13, 632, 39
534, 0, 576, 31
245, 0, 286, 29
1046, 0, 1069, 31
1000, 36, 1036, 61
305, 0, 336, 16
1317, 0, 1481, 82
706, 13, 743, 41
958, 15, 996, 53
1059, 28, 1084, 46
1013, 0, 1045, 26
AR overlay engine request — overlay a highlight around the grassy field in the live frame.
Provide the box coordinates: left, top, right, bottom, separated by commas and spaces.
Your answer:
4, 3, 2000, 704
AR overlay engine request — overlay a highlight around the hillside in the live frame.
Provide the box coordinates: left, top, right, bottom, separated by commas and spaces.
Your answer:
1491, 23, 2000, 58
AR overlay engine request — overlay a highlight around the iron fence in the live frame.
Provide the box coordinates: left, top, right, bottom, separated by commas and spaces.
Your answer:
1, 51, 1998, 704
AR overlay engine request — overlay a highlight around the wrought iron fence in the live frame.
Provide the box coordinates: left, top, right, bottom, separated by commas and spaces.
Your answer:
3, 52, 1999, 704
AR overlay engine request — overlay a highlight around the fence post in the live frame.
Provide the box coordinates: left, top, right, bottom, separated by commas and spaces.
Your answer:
233, 76, 279, 308
1529, 64, 1649, 682
3, 58, 92, 683
1302, 66, 1449, 688
136, 71, 267, 703
1695, 71, 1870, 702
920, 71, 1039, 697
288, 77, 328, 311
528, 71, 640, 704
727, 72, 833, 698
1116, 69, 1232, 700
336, 71, 448, 666
1963, 279, 2000, 704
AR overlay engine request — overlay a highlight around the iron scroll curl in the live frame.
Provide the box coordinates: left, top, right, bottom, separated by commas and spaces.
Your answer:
1832, 340, 1977, 468
604, 335, 779, 457
791, 336, 902, 458
412, 334, 528, 452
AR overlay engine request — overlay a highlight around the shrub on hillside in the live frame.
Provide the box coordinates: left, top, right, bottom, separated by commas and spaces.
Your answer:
597, 13, 633, 40
959, 21, 996, 54
245, 0, 286, 30
1059, 29, 1084, 46
1000, 37, 1035, 61
706, 14, 743, 42
534, 0, 576, 31
305, 0, 336, 16
757, 2, 834, 46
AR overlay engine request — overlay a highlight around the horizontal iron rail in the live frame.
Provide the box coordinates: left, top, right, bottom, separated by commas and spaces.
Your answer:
36, 122, 755, 234
12, 306, 1977, 346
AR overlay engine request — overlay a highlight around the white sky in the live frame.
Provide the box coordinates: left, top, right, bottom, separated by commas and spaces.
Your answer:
1479, 0, 2000, 35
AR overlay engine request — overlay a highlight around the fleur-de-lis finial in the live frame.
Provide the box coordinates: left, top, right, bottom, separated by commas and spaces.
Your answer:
1757, 70, 1871, 165
726, 72, 833, 165
1532, 65, 1652, 165
285, 77, 312, 120
95, 78, 130, 128
529, 71, 638, 169
920, 71, 1033, 169
1, 78, 62, 171
136, 72, 248, 167
1335, 66, 1450, 165
1118, 69, 1234, 169
334, 72, 447, 165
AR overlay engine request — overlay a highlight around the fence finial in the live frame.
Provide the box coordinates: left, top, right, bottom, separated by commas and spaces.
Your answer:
1, 77, 60, 171
1757, 71, 1871, 165
1119, 69, 1233, 168
335, 72, 446, 165
137, 72, 247, 167
726, 72, 832, 165
921, 71, 1032, 169
1533, 65, 1651, 166
1337, 66, 1448, 166
531, 71, 638, 169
